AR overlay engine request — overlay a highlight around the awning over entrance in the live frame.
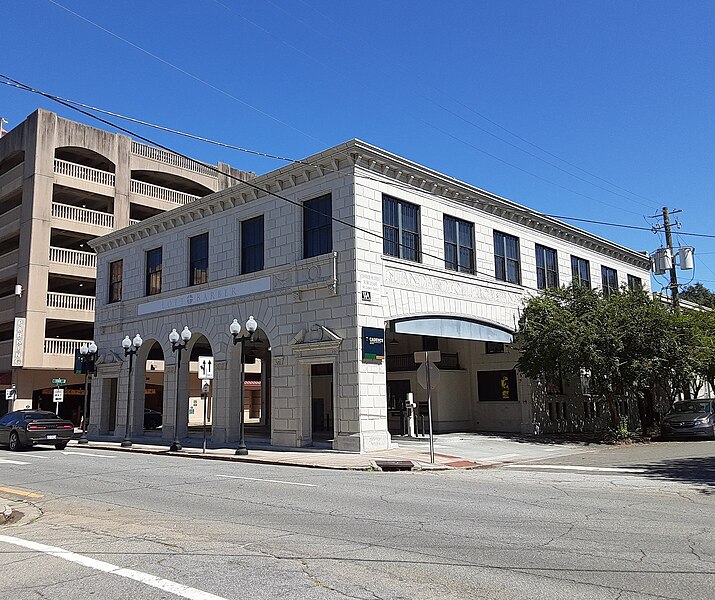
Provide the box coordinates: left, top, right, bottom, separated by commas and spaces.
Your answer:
393, 317, 513, 343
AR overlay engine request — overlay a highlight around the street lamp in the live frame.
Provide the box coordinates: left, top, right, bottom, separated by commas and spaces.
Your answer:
78, 341, 98, 444
230, 316, 257, 455
121, 334, 143, 448
169, 326, 192, 452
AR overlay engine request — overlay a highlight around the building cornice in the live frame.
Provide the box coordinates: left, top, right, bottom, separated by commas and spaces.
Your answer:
89, 139, 651, 270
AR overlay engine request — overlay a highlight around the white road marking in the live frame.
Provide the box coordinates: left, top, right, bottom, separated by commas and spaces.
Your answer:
0, 458, 31, 465
216, 474, 317, 487
0, 535, 229, 600
480, 453, 521, 461
505, 464, 647, 473
60, 451, 115, 458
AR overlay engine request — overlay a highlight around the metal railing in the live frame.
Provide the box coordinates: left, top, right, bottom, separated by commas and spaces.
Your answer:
49, 247, 97, 269
44, 338, 92, 355
131, 141, 217, 177
47, 292, 95, 312
130, 179, 201, 205
386, 352, 461, 372
54, 159, 115, 187
51, 202, 114, 228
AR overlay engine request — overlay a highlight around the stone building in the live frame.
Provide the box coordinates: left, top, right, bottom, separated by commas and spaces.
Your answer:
89, 139, 651, 452
0, 109, 250, 419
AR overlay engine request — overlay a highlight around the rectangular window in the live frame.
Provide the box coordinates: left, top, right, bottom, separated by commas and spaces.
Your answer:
383, 195, 421, 262
145, 247, 162, 296
601, 266, 618, 295
189, 233, 209, 286
571, 256, 591, 288
627, 274, 642, 291
241, 215, 264, 274
444, 215, 475, 274
303, 194, 332, 259
485, 341, 505, 354
108, 260, 123, 303
493, 231, 521, 284
535, 244, 559, 290
477, 370, 519, 402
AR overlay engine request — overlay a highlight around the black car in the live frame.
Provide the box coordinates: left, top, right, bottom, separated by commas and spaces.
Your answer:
661, 399, 715, 440
0, 410, 74, 450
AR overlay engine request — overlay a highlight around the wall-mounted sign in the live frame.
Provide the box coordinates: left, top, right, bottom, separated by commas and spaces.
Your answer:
359, 273, 382, 304
362, 327, 385, 361
11, 317, 25, 367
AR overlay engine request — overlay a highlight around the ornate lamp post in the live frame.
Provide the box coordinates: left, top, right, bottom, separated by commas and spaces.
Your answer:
169, 326, 192, 452
121, 334, 143, 448
77, 341, 98, 444
230, 316, 257, 456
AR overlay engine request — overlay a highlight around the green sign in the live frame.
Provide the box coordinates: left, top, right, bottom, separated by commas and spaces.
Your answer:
51, 378, 67, 385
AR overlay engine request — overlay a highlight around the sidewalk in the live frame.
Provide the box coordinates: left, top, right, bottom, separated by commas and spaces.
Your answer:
67, 436, 483, 471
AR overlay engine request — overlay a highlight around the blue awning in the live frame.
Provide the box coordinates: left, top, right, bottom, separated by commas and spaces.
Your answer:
393, 317, 513, 343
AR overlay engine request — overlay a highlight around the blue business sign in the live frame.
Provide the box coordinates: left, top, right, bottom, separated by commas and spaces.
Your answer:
362, 327, 385, 361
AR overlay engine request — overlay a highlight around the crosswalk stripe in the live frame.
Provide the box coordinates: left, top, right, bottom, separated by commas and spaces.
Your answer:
0, 458, 30, 465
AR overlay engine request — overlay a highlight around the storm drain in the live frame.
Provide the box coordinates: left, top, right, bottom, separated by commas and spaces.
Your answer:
374, 460, 414, 472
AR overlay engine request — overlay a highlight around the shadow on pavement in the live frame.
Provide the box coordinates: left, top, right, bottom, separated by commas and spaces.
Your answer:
630, 456, 715, 494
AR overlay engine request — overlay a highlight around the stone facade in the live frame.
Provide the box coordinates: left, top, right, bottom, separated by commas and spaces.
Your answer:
89, 139, 651, 452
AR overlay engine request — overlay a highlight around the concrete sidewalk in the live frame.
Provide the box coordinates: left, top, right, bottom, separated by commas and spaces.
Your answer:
66, 437, 483, 471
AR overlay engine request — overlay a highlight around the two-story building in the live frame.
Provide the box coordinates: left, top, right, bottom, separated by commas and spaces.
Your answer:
0, 109, 250, 419
89, 139, 651, 452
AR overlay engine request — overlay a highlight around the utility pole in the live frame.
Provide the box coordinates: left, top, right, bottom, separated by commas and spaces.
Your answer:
662, 206, 679, 311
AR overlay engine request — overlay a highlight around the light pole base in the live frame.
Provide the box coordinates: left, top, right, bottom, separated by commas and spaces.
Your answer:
120, 439, 132, 448
235, 446, 248, 456
170, 442, 182, 452
78, 436, 89, 445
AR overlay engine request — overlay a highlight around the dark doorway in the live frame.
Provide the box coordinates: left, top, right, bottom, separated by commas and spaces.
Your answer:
311, 363, 333, 439
387, 379, 411, 435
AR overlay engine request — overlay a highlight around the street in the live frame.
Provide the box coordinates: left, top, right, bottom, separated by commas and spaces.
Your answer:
1, 441, 714, 600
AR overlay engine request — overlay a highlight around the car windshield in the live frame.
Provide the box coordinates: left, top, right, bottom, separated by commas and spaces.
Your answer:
23, 412, 61, 420
669, 402, 710, 414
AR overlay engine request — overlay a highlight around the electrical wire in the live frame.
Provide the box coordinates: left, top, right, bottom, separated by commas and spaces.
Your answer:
5, 73, 715, 249
45, 0, 324, 144
48, 0, 659, 219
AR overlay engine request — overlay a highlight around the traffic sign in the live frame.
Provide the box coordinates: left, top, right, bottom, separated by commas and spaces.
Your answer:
416, 362, 440, 390
53, 388, 64, 403
52, 378, 67, 385
5, 388, 16, 401
198, 356, 214, 380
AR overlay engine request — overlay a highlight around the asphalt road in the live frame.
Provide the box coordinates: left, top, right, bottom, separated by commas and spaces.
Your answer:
1, 441, 713, 599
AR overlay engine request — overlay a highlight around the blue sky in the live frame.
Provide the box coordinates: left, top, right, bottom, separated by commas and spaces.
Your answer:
3, 1, 714, 291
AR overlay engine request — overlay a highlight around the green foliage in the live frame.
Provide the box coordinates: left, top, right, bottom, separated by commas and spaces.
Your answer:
516, 284, 702, 423
680, 283, 715, 309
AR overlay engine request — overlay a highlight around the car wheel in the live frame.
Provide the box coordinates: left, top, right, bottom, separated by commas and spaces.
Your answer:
55, 442, 68, 450
9, 431, 22, 451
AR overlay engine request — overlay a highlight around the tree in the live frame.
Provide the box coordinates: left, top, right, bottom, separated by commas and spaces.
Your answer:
680, 282, 715, 309
516, 284, 687, 430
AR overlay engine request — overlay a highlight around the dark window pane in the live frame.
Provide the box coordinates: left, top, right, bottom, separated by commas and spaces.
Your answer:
109, 260, 123, 303
190, 233, 209, 286
241, 215, 264, 274
383, 195, 421, 262
145, 247, 162, 296
601, 266, 618, 295
303, 194, 332, 258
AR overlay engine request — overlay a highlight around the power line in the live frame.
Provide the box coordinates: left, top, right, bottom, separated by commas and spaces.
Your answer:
5, 74, 715, 249
45, 0, 324, 144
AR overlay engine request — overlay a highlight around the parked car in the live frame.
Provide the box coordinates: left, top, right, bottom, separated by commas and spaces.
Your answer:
0, 410, 74, 450
660, 399, 715, 440
144, 409, 163, 430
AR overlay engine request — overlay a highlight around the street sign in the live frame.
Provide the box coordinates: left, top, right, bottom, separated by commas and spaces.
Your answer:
198, 356, 214, 380
202, 380, 210, 395
413, 351, 441, 364
53, 388, 64, 403
416, 362, 440, 390
5, 388, 16, 401
51, 378, 67, 385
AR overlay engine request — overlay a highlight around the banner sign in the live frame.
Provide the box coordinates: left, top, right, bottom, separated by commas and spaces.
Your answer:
362, 327, 385, 361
